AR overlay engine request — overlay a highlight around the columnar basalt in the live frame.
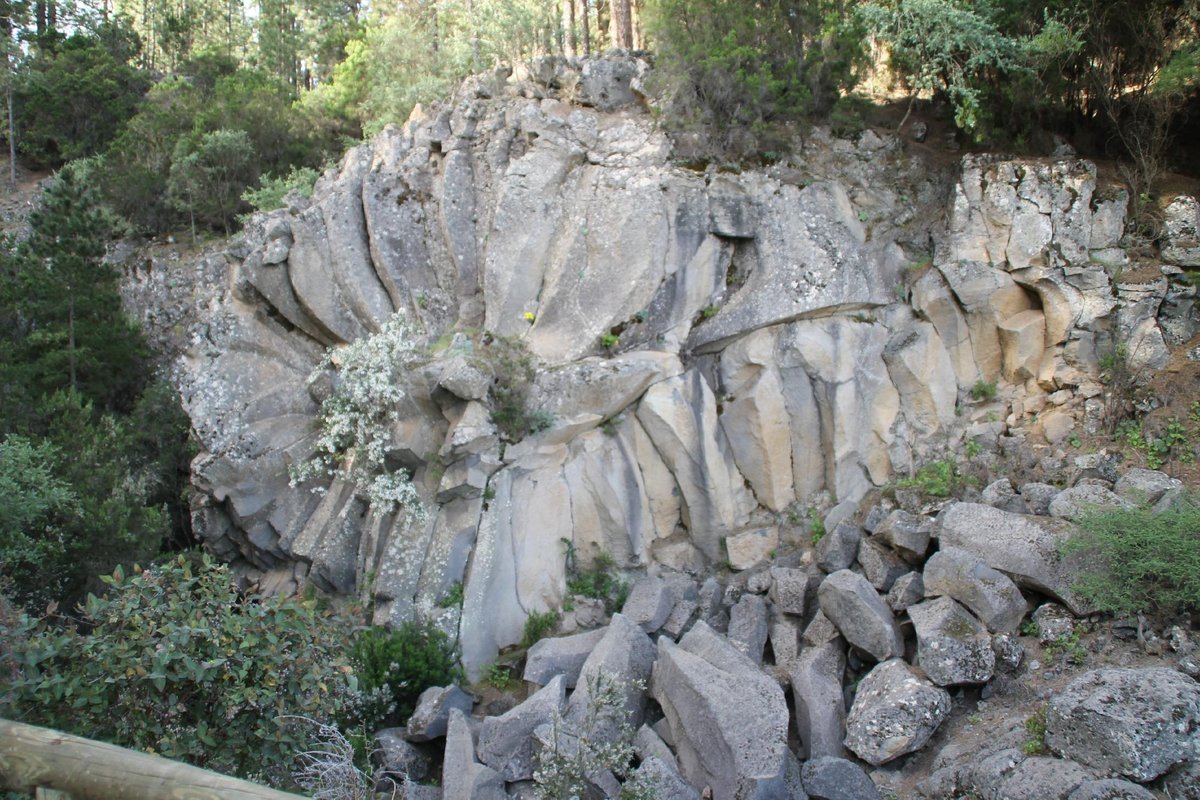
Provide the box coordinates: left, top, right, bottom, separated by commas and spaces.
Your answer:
168, 56, 1182, 681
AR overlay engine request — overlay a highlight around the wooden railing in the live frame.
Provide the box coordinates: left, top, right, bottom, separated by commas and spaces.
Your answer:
0, 719, 307, 800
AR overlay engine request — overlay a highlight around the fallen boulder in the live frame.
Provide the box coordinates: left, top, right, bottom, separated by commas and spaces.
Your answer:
936, 502, 1088, 614
844, 659, 951, 766
908, 596, 995, 686
651, 622, 791, 800
817, 569, 904, 661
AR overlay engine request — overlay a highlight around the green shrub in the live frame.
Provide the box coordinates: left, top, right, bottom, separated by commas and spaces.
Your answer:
289, 311, 426, 518
242, 166, 322, 213
1022, 705, 1048, 755
810, 513, 826, 545
349, 621, 462, 726
564, 546, 629, 614
828, 93, 873, 137
0, 555, 356, 786
533, 671, 647, 799
896, 458, 958, 497
475, 333, 547, 442
522, 609, 560, 648
970, 379, 998, 401
1062, 504, 1200, 616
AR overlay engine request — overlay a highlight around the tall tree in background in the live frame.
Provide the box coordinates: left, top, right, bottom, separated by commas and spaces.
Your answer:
4, 169, 147, 411
611, 0, 630, 48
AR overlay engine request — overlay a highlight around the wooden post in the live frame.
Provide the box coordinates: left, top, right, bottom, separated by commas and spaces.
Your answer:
0, 719, 308, 800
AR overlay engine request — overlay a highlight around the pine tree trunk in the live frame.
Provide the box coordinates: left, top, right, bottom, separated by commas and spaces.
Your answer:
6, 86, 15, 192
582, 0, 591, 55
597, 0, 610, 50
564, 0, 577, 55
67, 292, 76, 391
611, 0, 631, 49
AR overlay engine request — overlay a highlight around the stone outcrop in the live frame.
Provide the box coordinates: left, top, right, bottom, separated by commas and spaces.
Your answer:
155, 54, 1194, 690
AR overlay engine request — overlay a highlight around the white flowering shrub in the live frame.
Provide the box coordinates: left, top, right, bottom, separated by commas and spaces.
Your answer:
290, 311, 427, 520
533, 671, 654, 800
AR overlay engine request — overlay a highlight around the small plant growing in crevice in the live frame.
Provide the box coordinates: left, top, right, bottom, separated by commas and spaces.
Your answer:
562, 540, 629, 614
896, 458, 958, 498
599, 332, 620, 349
438, 581, 464, 609
522, 609, 560, 648
970, 379, 998, 402
810, 514, 826, 545
1022, 706, 1048, 756
1043, 632, 1087, 666
474, 333, 548, 442
485, 662, 514, 690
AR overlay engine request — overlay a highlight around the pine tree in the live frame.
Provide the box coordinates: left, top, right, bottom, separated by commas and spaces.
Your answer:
0, 168, 148, 424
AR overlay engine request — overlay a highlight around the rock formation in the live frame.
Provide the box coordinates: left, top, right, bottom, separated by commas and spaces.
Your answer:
157, 55, 1200, 690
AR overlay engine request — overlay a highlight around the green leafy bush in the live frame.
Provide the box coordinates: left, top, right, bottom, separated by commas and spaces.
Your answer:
970, 379, 998, 401
522, 609, 560, 648
168, 129, 259, 233
564, 545, 629, 614
646, 0, 865, 156
16, 27, 150, 167
475, 333, 549, 442
0, 555, 357, 785
533, 671, 650, 799
829, 94, 873, 137
243, 166, 322, 213
348, 621, 462, 725
895, 458, 978, 499
1063, 504, 1200, 617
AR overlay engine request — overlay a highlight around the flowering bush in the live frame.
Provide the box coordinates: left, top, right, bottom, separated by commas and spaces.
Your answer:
291, 311, 426, 519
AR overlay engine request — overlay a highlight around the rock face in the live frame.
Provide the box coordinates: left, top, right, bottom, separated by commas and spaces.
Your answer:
158, 55, 1177, 683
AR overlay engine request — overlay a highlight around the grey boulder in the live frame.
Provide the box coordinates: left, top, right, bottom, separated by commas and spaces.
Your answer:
1048, 484, 1135, 521
651, 622, 791, 800
817, 570, 903, 661
844, 659, 951, 766
1045, 667, 1200, 781
522, 626, 608, 688
565, 613, 656, 741
922, 546, 1027, 633
936, 502, 1088, 614
1113, 467, 1183, 505
815, 521, 863, 574
476, 675, 566, 781
908, 596, 995, 686
873, 510, 933, 563
622, 574, 675, 633
800, 756, 881, 800
406, 684, 475, 742
790, 636, 848, 759
1067, 779, 1158, 800
728, 592, 770, 665
442, 709, 507, 800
